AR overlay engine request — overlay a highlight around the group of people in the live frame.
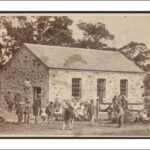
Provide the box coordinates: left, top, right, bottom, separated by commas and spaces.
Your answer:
108, 94, 128, 127
42, 99, 95, 130
5, 90, 129, 129
5, 90, 32, 124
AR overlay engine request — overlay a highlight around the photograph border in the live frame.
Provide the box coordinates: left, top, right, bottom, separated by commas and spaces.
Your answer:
0, 10, 149, 139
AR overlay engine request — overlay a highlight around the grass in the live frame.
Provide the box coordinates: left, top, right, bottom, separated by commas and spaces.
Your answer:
0, 121, 150, 137
0, 108, 150, 137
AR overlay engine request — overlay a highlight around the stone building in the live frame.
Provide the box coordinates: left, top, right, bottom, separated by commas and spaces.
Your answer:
0, 43, 145, 110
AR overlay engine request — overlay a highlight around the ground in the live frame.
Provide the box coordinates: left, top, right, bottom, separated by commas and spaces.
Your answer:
1, 121, 150, 137
0, 108, 150, 137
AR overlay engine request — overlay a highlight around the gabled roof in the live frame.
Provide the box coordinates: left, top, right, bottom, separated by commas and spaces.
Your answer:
24, 43, 144, 73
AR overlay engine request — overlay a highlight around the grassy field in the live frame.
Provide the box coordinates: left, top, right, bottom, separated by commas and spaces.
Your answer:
0, 121, 150, 137
0, 108, 150, 137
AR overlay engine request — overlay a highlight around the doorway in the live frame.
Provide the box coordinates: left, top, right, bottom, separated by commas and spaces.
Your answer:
33, 87, 41, 101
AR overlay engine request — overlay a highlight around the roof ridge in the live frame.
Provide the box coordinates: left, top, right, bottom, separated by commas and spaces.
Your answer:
24, 43, 119, 53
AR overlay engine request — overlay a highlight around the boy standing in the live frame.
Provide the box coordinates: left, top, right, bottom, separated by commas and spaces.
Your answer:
24, 99, 32, 124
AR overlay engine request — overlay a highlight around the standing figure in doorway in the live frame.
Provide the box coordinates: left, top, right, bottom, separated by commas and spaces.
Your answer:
33, 94, 41, 124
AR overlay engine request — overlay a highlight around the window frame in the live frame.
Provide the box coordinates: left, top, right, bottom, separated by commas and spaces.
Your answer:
120, 79, 128, 97
72, 78, 82, 98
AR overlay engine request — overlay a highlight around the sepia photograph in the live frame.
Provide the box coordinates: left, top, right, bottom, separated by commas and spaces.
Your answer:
0, 12, 150, 138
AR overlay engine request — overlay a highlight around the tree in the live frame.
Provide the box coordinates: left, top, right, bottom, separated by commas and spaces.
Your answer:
0, 16, 75, 68
119, 42, 147, 59
75, 22, 114, 49
35, 16, 74, 46
119, 41, 150, 70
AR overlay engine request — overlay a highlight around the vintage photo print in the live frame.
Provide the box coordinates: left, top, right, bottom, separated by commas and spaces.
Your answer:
0, 12, 149, 138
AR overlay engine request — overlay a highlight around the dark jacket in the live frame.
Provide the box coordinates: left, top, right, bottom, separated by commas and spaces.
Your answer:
63, 106, 75, 121
5, 93, 13, 105
46, 105, 54, 116
33, 99, 41, 116
15, 95, 25, 115
88, 103, 95, 115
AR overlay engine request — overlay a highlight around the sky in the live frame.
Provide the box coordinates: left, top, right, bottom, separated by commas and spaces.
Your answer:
1, 13, 150, 49
67, 14, 150, 49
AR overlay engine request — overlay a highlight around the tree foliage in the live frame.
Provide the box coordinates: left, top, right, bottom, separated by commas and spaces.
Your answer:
75, 22, 114, 49
119, 41, 150, 71
0, 16, 75, 68
1, 17, 150, 74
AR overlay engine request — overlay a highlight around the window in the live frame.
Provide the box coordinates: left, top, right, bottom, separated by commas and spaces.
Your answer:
97, 79, 106, 99
120, 79, 128, 97
72, 78, 81, 98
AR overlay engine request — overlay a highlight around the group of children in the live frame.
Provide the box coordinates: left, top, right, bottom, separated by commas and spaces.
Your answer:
39, 99, 95, 130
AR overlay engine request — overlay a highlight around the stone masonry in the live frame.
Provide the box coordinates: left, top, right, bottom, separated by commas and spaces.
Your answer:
49, 69, 145, 110
0, 45, 145, 111
0, 46, 49, 106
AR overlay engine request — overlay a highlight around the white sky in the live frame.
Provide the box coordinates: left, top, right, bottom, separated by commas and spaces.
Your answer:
68, 14, 150, 49
1, 14, 150, 49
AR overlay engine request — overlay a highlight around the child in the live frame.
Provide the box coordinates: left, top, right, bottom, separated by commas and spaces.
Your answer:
46, 102, 54, 124
40, 106, 47, 122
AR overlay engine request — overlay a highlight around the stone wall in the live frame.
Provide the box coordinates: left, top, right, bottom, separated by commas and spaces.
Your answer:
0, 45, 145, 111
49, 69, 145, 110
0, 46, 49, 106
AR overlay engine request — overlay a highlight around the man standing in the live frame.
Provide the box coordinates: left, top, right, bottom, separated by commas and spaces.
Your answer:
33, 94, 41, 124
112, 95, 118, 111
24, 98, 32, 124
62, 102, 75, 130
15, 92, 24, 125
5, 90, 14, 112
118, 106, 124, 128
54, 99, 60, 121
106, 104, 113, 120
121, 95, 128, 111
96, 99, 100, 121
89, 99, 95, 126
